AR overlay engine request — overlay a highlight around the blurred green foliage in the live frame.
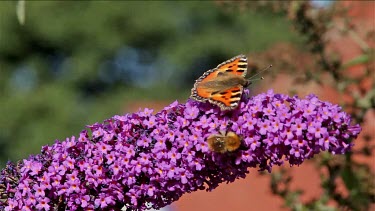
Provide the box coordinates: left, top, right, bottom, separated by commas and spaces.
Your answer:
0, 2, 298, 166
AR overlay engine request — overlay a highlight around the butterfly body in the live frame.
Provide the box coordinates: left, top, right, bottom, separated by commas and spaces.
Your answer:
190, 55, 249, 110
197, 72, 250, 91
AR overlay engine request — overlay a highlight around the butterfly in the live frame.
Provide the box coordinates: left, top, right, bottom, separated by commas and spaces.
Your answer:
207, 131, 241, 153
190, 55, 250, 111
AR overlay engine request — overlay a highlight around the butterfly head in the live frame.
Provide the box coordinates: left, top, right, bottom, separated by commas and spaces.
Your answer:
244, 80, 252, 87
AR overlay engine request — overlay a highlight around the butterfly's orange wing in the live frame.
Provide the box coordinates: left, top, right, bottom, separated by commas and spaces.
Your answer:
214, 55, 247, 78
190, 55, 248, 110
208, 85, 243, 109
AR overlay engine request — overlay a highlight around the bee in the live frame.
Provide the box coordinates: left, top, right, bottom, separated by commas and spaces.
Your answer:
207, 131, 241, 153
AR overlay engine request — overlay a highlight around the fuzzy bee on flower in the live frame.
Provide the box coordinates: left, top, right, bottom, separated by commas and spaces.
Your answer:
207, 131, 242, 153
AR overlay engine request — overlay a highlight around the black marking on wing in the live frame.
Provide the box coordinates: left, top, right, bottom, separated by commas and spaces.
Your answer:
211, 91, 220, 95
236, 69, 245, 73
231, 93, 241, 99
217, 72, 225, 76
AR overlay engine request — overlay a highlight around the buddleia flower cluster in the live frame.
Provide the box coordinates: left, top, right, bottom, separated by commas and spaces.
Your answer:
0, 90, 361, 210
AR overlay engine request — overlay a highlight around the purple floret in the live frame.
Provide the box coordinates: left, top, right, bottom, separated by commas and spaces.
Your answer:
0, 89, 361, 210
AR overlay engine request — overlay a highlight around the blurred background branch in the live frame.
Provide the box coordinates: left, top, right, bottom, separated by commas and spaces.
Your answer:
16, 0, 25, 25
235, 1, 374, 210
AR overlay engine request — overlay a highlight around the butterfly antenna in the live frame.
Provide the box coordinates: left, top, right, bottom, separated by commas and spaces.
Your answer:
249, 77, 265, 81
247, 64, 272, 80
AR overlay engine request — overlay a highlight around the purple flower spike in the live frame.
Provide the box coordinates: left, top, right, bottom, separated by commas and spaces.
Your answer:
0, 90, 361, 211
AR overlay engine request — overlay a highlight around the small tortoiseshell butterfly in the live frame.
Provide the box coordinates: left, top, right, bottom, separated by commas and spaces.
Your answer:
207, 131, 241, 153
190, 55, 250, 110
